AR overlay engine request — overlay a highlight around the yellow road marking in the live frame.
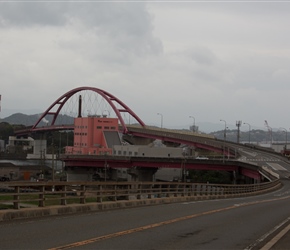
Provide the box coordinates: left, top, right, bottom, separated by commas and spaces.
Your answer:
48, 195, 290, 250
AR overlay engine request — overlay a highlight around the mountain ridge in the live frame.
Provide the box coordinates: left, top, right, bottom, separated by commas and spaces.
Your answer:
0, 113, 74, 127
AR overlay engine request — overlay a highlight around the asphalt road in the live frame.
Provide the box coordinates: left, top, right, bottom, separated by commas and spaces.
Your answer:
238, 147, 290, 179
0, 179, 290, 250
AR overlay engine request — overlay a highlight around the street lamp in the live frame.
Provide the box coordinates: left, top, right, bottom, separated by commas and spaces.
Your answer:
189, 116, 195, 132
157, 113, 163, 128
280, 127, 288, 150
220, 119, 227, 141
244, 122, 251, 144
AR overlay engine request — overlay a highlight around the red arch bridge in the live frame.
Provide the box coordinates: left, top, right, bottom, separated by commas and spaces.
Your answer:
14, 86, 281, 182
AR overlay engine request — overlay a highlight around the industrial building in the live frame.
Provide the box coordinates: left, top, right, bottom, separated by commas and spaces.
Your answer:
62, 115, 185, 181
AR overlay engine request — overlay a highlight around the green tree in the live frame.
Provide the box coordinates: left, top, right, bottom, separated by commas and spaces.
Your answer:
0, 122, 14, 143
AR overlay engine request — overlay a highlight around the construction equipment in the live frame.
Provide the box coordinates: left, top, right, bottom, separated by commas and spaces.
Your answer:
264, 120, 273, 146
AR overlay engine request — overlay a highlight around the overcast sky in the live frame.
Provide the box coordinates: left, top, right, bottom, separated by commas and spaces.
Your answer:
1, 1, 290, 131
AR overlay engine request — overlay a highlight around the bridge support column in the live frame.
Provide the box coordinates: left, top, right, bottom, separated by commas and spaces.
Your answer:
66, 167, 94, 181
128, 167, 158, 182
232, 170, 256, 184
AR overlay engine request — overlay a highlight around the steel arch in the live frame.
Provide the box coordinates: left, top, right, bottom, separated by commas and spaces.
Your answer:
32, 86, 146, 133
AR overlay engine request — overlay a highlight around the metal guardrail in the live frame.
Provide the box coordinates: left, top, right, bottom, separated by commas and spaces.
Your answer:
126, 124, 216, 139
0, 180, 282, 210
124, 125, 240, 157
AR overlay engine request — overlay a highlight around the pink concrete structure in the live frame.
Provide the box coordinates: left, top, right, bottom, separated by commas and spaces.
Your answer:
65, 116, 119, 155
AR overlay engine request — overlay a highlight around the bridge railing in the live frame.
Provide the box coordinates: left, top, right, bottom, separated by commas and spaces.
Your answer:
125, 124, 216, 140
124, 125, 242, 157
0, 179, 281, 210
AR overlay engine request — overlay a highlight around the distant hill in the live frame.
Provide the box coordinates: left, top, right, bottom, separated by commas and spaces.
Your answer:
0, 113, 74, 126
0, 113, 42, 126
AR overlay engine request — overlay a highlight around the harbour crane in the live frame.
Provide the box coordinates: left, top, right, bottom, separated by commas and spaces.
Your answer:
264, 120, 273, 146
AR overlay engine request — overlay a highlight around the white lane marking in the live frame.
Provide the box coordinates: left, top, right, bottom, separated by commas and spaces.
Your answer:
245, 217, 290, 250
267, 163, 287, 171
240, 150, 257, 157
261, 223, 290, 250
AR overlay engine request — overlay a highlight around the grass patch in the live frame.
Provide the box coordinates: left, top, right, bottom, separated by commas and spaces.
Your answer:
0, 195, 13, 201
0, 204, 14, 210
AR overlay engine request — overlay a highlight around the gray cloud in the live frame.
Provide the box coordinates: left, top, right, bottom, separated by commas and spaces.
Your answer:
0, 3, 68, 26
189, 47, 217, 65
1, 2, 290, 130
71, 3, 163, 56
0, 2, 163, 65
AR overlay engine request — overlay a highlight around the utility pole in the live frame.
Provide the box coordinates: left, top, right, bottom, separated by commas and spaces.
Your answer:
280, 127, 287, 151
236, 120, 242, 144
52, 142, 55, 181
220, 119, 227, 163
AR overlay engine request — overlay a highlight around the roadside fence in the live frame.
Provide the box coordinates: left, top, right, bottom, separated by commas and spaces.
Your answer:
0, 179, 282, 210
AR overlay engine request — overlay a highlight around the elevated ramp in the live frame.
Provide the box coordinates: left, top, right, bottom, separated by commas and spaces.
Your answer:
104, 131, 122, 148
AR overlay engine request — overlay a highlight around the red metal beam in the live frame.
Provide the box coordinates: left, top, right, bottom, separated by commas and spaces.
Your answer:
31, 87, 146, 133
62, 156, 260, 179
